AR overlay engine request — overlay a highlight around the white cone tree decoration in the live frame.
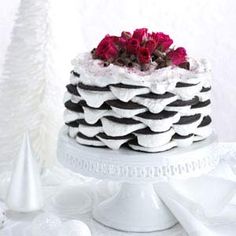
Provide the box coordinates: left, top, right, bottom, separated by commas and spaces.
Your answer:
6, 133, 43, 212
0, 0, 63, 165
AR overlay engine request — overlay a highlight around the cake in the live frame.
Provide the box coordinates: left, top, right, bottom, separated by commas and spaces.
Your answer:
64, 28, 212, 152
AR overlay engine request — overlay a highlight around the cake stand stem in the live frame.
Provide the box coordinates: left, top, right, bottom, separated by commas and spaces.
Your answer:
93, 182, 178, 232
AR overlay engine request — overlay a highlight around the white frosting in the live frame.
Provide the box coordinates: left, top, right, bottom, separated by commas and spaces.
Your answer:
79, 124, 103, 137
129, 141, 176, 153
193, 135, 205, 142
165, 105, 191, 114
63, 92, 81, 104
132, 95, 177, 113
71, 95, 81, 104
134, 113, 180, 132
111, 106, 147, 118
83, 107, 109, 124
63, 110, 84, 123
76, 136, 105, 147
188, 105, 211, 116
110, 86, 149, 102
63, 92, 72, 103
173, 135, 194, 147
198, 90, 211, 102
194, 124, 212, 138
101, 118, 145, 137
68, 127, 79, 138
173, 83, 202, 101
136, 128, 175, 148
70, 73, 79, 85
77, 88, 115, 108
97, 136, 130, 150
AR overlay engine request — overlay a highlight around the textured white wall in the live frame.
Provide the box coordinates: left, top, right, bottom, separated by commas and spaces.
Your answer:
1, 0, 236, 141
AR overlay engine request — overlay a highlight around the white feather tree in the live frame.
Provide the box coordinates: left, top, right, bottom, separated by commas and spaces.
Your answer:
0, 0, 63, 165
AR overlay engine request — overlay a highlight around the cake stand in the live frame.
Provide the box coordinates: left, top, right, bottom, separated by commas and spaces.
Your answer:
57, 127, 219, 233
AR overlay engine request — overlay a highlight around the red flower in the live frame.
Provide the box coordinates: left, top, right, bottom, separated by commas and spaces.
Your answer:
145, 39, 157, 53
154, 32, 173, 51
138, 47, 151, 64
148, 32, 158, 41
116, 32, 131, 48
93, 28, 189, 70
167, 47, 187, 65
132, 28, 148, 43
118, 37, 127, 48
126, 38, 140, 55
95, 35, 119, 61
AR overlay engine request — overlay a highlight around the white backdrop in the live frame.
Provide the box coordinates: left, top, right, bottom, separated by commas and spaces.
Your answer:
0, 0, 236, 144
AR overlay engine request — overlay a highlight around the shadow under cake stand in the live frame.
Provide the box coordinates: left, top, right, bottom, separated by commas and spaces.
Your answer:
57, 127, 218, 233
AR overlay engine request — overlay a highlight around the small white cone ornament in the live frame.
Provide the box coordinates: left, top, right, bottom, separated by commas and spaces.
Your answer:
6, 133, 43, 212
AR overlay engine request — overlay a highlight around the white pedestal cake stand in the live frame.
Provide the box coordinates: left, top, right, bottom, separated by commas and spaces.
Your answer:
57, 127, 219, 233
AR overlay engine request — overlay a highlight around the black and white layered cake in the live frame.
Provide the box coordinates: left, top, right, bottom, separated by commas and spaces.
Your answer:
64, 28, 212, 152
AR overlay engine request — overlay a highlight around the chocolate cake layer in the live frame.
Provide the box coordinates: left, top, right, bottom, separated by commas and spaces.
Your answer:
66, 84, 80, 96
176, 82, 199, 87
65, 120, 79, 127
77, 132, 99, 140
175, 114, 201, 125
137, 92, 175, 99
191, 100, 211, 109
97, 133, 134, 140
198, 115, 212, 127
71, 71, 80, 78
78, 83, 110, 91
104, 116, 141, 124
200, 87, 211, 92
64, 101, 83, 112
134, 127, 170, 134
106, 100, 144, 109
168, 96, 199, 107
173, 133, 193, 139
110, 83, 146, 89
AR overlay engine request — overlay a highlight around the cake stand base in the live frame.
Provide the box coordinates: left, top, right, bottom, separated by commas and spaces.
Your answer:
58, 127, 218, 233
93, 182, 177, 232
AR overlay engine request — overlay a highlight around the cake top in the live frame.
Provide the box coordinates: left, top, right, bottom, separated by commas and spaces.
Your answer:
72, 53, 210, 94
91, 28, 189, 71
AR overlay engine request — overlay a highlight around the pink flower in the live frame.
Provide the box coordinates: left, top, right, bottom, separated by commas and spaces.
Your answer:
167, 47, 187, 65
145, 39, 157, 53
138, 47, 151, 64
132, 28, 148, 43
126, 38, 140, 55
95, 35, 119, 61
154, 32, 173, 51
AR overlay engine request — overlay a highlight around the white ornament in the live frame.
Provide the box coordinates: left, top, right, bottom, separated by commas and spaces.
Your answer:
0, 207, 7, 229
0, 0, 62, 166
31, 213, 62, 236
6, 133, 43, 212
58, 220, 91, 236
